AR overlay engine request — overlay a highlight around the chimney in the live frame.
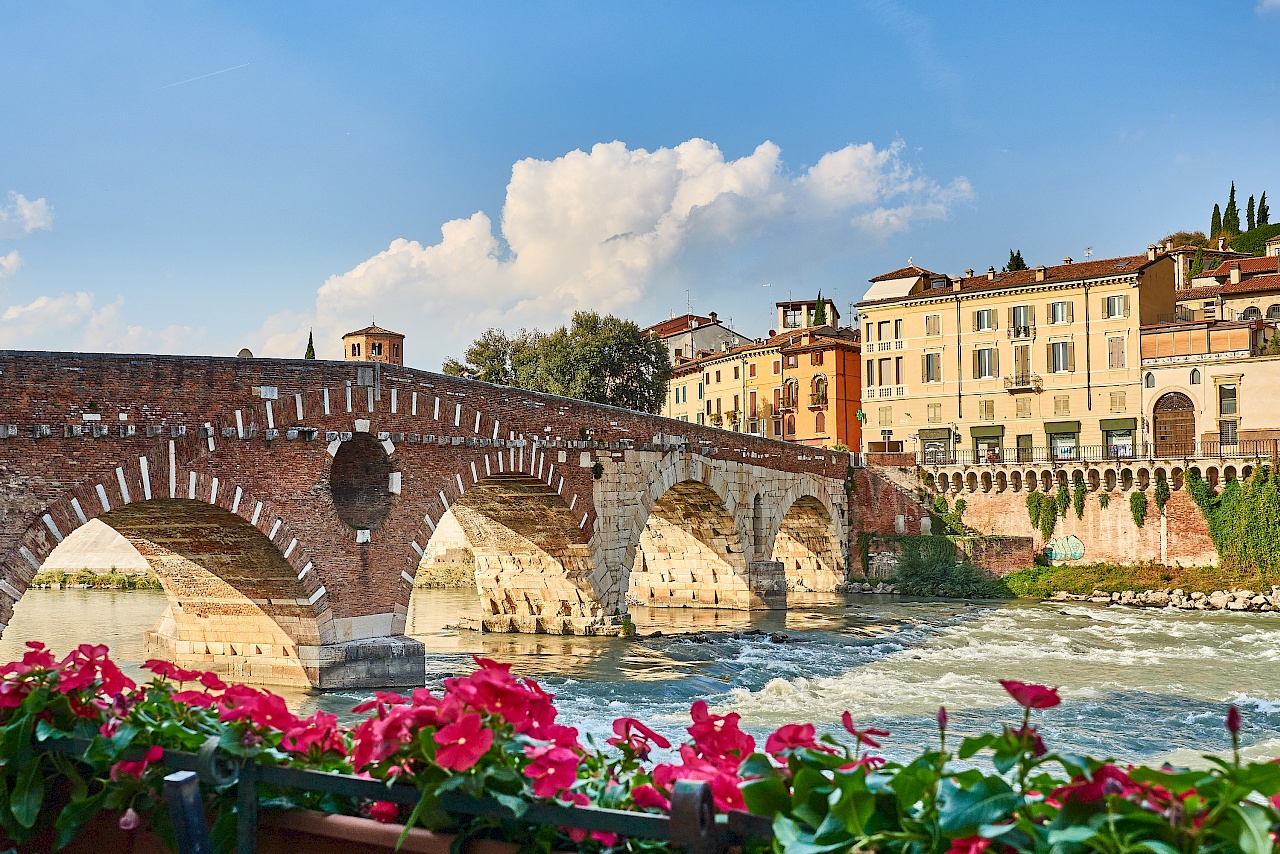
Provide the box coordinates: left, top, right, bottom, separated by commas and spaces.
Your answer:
1034, 265, 1047, 282
1230, 262, 1241, 285
709, 311, 718, 323
1146, 244, 1157, 261
1063, 256, 1072, 265
1217, 236, 1226, 251
1165, 240, 1173, 252
986, 266, 996, 281
965, 268, 974, 277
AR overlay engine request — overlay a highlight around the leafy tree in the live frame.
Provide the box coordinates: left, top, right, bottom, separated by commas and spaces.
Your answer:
1211, 203, 1222, 239
1259, 192, 1270, 227
443, 313, 672, 413
304, 330, 316, 360
812, 292, 826, 326
1190, 247, 1204, 280
1160, 230, 1207, 249
1223, 182, 1241, 235
1003, 250, 1028, 272
1247, 194, 1256, 231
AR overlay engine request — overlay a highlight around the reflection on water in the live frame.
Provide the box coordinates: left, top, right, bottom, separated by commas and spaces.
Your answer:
4, 587, 1279, 766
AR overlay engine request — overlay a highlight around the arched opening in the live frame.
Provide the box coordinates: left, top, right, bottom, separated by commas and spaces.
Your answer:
1267, 304, 1280, 321
330, 433, 394, 530
1153, 392, 1196, 457
996, 471, 1007, 492
752, 494, 765, 557
1224, 465, 1237, 482
1242, 464, 1254, 480
1105, 469, 1117, 491
1088, 469, 1101, 491
1242, 306, 1262, 320
1011, 471, 1023, 491
629, 480, 756, 609
1025, 470, 1039, 491
1121, 469, 1134, 491
1207, 466, 1220, 488
981, 472, 993, 493
814, 411, 826, 434
965, 472, 978, 492
1190, 369, 1201, 385
771, 496, 844, 593
1137, 468, 1151, 490
1172, 467, 1185, 490
1040, 471, 1053, 493
413, 474, 602, 634
938, 472, 950, 492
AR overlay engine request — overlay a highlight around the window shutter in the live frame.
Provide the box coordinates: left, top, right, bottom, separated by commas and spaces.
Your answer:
1007, 307, 1015, 329
972, 350, 979, 379
1030, 304, 1036, 327
1068, 342, 1076, 372
1101, 296, 1109, 318
1067, 301, 1074, 323
993, 348, 1000, 377
921, 355, 927, 383
992, 310, 998, 330
1046, 342, 1053, 371
1123, 294, 1131, 317
971, 311, 979, 332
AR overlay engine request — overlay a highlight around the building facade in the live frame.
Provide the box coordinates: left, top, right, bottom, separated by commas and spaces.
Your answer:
342, 324, 405, 366
857, 249, 1177, 462
642, 312, 754, 364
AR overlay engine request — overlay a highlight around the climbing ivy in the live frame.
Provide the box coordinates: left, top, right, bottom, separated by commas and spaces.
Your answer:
1154, 470, 1170, 512
1130, 491, 1148, 528
1187, 466, 1280, 574
1055, 481, 1070, 516
1098, 493, 1110, 509
1026, 492, 1043, 528
1039, 497, 1058, 539
1072, 473, 1086, 520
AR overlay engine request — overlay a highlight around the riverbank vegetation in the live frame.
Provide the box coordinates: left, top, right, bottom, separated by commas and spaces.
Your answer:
1, 645, 1275, 854
1001, 560, 1270, 598
28, 568, 162, 590
1187, 466, 1280, 579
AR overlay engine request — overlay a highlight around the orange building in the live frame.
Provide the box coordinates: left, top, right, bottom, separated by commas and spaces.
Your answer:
342, 324, 405, 366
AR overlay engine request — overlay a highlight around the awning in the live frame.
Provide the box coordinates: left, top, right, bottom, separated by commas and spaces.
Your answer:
1044, 420, 1081, 434
919, 428, 952, 440
970, 425, 1005, 438
1099, 418, 1136, 431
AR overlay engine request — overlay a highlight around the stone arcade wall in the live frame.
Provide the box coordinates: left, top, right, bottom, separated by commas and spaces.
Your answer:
0, 351, 848, 686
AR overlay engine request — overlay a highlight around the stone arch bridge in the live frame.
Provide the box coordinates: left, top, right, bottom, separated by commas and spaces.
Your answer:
0, 352, 851, 688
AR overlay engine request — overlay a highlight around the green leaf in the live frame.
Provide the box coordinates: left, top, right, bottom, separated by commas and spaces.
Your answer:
828, 771, 876, 835
10, 758, 45, 829
937, 777, 1022, 835
741, 776, 791, 817
1045, 825, 1097, 845
738, 753, 779, 779
958, 734, 996, 760
771, 814, 854, 854
53, 790, 107, 850
1136, 841, 1182, 854
491, 791, 528, 818
1230, 804, 1272, 854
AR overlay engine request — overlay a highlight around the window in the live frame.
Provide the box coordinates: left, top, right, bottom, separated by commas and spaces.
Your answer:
866, 359, 875, 385
1050, 341, 1073, 373
370, 342, 383, 356
714, 370, 721, 383
773, 360, 781, 375
749, 391, 758, 417
877, 320, 891, 341
351, 342, 361, 357
1109, 391, 1126, 412
1144, 372, 1155, 388
925, 314, 941, 336
785, 415, 795, 436
879, 358, 892, 386
923, 353, 942, 383
1105, 294, 1128, 318
748, 363, 756, 378
1219, 420, 1238, 444
866, 323, 873, 341
811, 375, 828, 405
704, 372, 710, 385
785, 354, 798, 368
1012, 304, 1032, 330
927, 403, 941, 423
974, 347, 997, 379
697, 413, 705, 425
895, 356, 903, 384
772, 418, 782, 437
1190, 369, 1201, 384
1016, 398, 1031, 418
878, 406, 893, 426
706, 400, 713, 415
1219, 384, 1238, 416
1054, 395, 1070, 416
974, 308, 994, 331
810, 351, 824, 366
815, 412, 826, 433
783, 307, 802, 328
783, 379, 799, 408
697, 382, 704, 399
894, 319, 903, 339
392, 344, 399, 356
979, 400, 995, 421
732, 394, 739, 412
1050, 301, 1072, 324
733, 366, 740, 380
1107, 336, 1126, 369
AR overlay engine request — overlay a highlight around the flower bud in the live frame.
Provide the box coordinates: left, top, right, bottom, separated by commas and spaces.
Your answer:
936, 706, 948, 730
119, 808, 140, 832
1226, 704, 1241, 735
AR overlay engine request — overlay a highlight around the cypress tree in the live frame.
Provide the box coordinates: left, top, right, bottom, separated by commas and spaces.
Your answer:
304, 330, 316, 360
1211, 204, 1222, 239
1259, 192, 1270, 227
1004, 250, 1028, 272
1247, 195, 1256, 232
1224, 182, 1240, 234
1190, 247, 1204, 279
812, 292, 827, 325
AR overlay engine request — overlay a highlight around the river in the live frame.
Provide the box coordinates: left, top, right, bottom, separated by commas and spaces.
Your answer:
3, 588, 1277, 766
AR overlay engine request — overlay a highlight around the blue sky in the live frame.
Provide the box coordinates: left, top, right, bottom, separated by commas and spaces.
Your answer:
2, 1, 1278, 367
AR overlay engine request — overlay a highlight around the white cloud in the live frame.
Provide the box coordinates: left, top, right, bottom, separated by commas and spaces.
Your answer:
0, 192, 53, 238
1259, 0, 1280, 12
263, 137, 969, 366
0, 291, 200, 353
0, 250, 19, 278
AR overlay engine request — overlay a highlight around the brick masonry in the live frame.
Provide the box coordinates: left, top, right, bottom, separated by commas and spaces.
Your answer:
0, 351, 854, 686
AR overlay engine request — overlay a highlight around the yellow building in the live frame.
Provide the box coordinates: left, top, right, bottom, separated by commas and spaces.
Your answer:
857, 249, 1177, 462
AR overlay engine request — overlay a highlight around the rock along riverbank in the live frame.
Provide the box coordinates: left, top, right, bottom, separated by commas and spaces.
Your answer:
1046, 586, 1280, 612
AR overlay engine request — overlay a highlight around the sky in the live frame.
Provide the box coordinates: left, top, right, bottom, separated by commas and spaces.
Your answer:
2, 1, 1279, 368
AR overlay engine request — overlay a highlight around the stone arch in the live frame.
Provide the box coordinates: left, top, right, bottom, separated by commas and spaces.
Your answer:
1025, 469, 1039, 491
1224, 465, 1237, 482
1242, 464, 1254, 480
1040, 470, 1053, 492
1011, 471, 1023, 491
1152, 391, 1196, 457
1171, 467, 1184, 490
938, 472, 950, 492
965, 472, 978, 492
996, 471, 1008, 492
628, 479, 757, 609
1, 457, 333, 687
770, 494, 845, 592
981, 472, 994, 493
1206, 466, 1219, 488
1121, 468, 1134, 491
1088, 469, 1101, 491
1105, 469, 1118, 491
1137, 468, 1151, 490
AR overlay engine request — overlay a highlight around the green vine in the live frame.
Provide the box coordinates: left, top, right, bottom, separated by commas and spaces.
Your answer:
1187, 466, 1280, 574
591, 462, 604, 480
1072, 473, 1086, 520
1130, 491, 1148, 528
1026, 492, 1043, 528
1039, 498, 1058, 539
1055, 481, 1070, 517
1154, 470, 1170, 512
1098, 493, 1110, 509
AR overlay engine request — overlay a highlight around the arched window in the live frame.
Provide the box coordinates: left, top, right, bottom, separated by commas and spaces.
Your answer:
785, 415, 795, 436
1267, 304, 1280, 320
1190, 369, 1201, 385
815, 411, 826, 433
1144, 372, 1155, 388
811, 375, 828, 407
1242, 306, 1262, 320
783, 378, 799, 408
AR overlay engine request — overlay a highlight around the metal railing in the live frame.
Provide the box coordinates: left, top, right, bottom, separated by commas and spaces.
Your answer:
919, 439, 1280, 467
39, 735, 771, 854
1008, 325, 1035, 340
1002, 372, 1043, 392
809, 392, 828, 408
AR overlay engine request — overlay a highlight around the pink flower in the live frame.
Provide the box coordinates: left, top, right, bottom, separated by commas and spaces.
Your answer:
687, 701, 755, 771
948, 835, 991, 854
653, 745, 747, 813
118, 808, 141, 832
435, 713, 493, 771
936, 706, 948, 730
1050, 764, 1137, 804
368, 801, 400, 824
523, 744, 579, 798
631, 783, 671, 811
111, 745, 164, 781
351, 691, 408, 714
1012, 724, 1046, 757
218, 684, 298, 731
199, 671, 227, 691
765, 723, 835, 757
841, 712, 890, 748
172, 690, 218, 708
607, 717, 671, 760
281, 710, 347, 756
999, 680, 1061, 710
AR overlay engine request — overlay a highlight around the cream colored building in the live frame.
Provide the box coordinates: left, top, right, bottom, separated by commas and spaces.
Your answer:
857, 249, 1177, 462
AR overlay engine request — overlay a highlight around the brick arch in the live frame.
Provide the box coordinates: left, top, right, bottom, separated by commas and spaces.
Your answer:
766, 480, 847, 592
0, 454, 335, 685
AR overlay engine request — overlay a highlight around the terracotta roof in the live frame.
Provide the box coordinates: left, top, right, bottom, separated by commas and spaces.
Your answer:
1175, 285, 1222, 301
1221, 272, 1280, 296
343, 324, 404, 338
667, 326, 859, 376
643, 314, 715, 338
859, 253, 1154, 307
869, 264, 938, 282
1205, 256, 1280, 277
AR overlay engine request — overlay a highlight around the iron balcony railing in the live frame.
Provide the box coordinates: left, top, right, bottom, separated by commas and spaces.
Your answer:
1007, 325, 1035, 340
38, 735, 771, 854
919, 439, 1280, 467
1002, 372, 1043, 392
809, 392, 828, 408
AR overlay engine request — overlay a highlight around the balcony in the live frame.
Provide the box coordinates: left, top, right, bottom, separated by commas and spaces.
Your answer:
778, 395, 797, 412
919, 438, 1280, 467
1008, 325, 1035, 340
808, 392, 828, 409
1003, 372, 1043, 392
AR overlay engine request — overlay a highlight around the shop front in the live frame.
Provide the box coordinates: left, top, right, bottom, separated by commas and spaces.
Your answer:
971, 425, 1005, 463
1044, 420, 1080, 460
1100, 417, 1136, 458
919, 427, 953, 464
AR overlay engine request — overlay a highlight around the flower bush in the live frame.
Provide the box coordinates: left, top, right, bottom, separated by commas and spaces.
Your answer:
0, 643, 1277, 853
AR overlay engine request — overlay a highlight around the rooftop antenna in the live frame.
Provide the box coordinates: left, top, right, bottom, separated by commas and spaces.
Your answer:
1084, 247, 1093, 260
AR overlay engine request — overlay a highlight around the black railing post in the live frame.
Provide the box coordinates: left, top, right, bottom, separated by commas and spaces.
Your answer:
164, 770, 214, 854
670, 780, 721, 854
237, 760, 258, 854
